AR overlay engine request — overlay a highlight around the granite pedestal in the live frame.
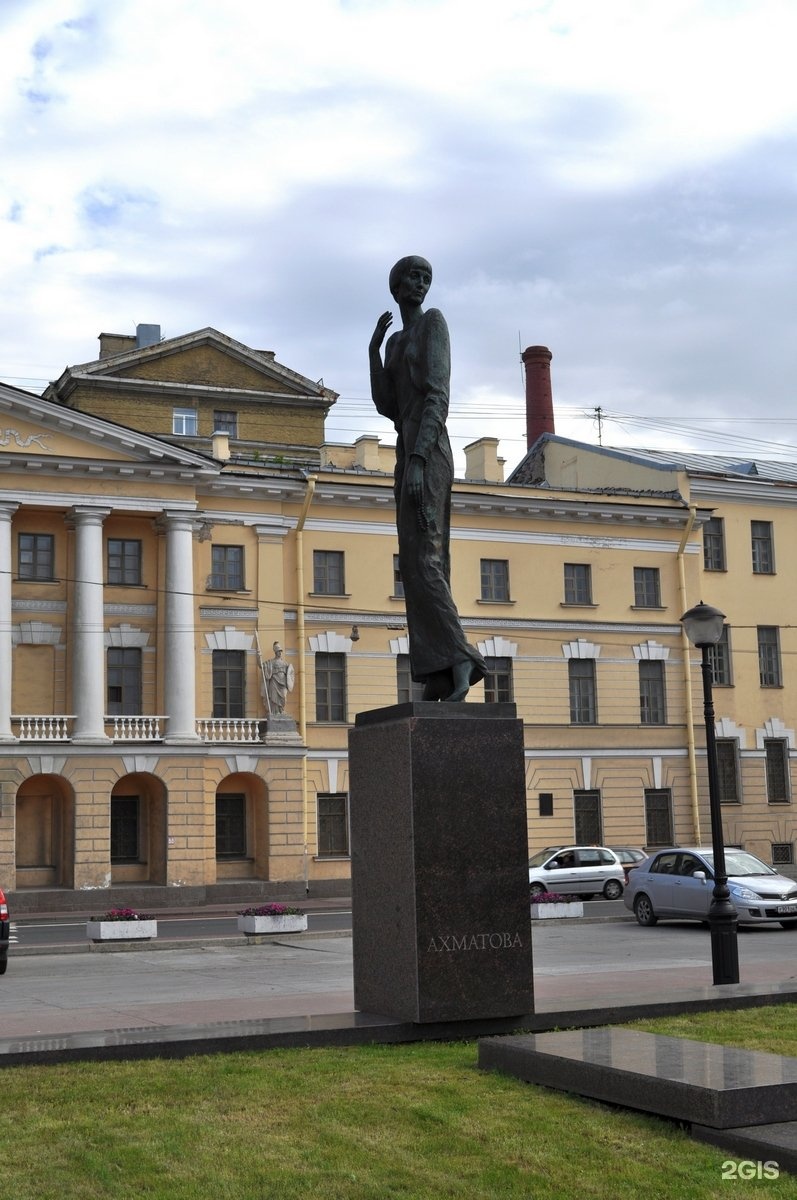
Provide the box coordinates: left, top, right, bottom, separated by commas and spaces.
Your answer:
260, 714, 302, 746
349, 702, 534, 1023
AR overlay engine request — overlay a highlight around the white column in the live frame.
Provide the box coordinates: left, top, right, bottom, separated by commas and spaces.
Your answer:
70, 507, 111, 742
0, 503, 19, 741
162, 514, 199, 741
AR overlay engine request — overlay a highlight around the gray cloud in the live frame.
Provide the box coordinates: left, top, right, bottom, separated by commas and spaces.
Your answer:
2, 1, 797, 472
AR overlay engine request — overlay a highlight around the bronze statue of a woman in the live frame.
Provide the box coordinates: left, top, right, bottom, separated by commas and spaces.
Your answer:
369, 256, 486, 701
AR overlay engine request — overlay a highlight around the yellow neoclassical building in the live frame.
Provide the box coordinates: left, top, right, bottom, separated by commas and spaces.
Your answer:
1, 325, 794, 910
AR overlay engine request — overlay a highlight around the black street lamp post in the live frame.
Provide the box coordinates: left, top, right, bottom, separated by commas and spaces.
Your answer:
680, 600, 740, 985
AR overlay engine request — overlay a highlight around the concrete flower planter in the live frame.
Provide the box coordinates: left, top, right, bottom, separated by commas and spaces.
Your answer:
86, 919, 158, 942
237, 914, 308, 935
530, 902, 583, 920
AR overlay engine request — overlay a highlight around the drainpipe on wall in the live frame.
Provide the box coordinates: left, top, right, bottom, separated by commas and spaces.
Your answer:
295, 475, 317, 893
677, 505, 701, 845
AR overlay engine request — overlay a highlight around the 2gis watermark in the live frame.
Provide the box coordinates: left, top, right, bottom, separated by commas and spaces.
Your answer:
721, 1160, 780, 1181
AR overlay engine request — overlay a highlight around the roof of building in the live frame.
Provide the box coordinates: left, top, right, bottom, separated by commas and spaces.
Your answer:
508, 433, 797, 488
609, 447, 797, 484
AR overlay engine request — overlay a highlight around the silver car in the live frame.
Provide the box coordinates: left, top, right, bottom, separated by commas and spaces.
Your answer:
624, 847, 797, 928
528, 845, 625, 900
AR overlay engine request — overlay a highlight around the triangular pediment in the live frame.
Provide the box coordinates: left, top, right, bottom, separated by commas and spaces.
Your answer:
0, 382, 218, 474
57, 327, 337, 405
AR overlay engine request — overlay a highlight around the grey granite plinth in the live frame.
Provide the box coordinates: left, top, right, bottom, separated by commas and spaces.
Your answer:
478, 1029, 797, 1129
261, 714, 302, 745
349, 702, 534, 1023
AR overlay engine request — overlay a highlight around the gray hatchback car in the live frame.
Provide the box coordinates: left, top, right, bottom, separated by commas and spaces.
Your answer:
624, 847, 797, 928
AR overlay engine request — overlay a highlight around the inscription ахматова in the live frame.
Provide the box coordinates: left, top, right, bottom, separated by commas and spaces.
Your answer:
426, 932, 524, 952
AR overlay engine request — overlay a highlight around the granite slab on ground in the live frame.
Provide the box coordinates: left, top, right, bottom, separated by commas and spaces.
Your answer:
693, 1121, 797, 1176
478, 1028, 797, 1129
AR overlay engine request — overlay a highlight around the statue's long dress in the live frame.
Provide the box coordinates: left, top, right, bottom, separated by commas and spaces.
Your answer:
379, 309, 486, 686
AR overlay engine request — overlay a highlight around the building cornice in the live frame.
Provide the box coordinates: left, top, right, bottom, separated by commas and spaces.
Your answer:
688, 477, 797, 505
52, 372, 335, 411
305, 475, 693, 529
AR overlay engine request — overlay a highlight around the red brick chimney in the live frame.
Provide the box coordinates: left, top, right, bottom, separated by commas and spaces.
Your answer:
522, 345, 554, 448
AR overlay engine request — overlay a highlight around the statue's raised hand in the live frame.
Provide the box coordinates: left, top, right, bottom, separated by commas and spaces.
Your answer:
369, 311, 393, 353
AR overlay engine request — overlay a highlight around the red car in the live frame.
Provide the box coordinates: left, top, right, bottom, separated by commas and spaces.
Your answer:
0, 887, 9, 974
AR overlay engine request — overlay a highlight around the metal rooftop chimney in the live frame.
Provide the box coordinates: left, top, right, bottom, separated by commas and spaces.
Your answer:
136, 324, 161, 349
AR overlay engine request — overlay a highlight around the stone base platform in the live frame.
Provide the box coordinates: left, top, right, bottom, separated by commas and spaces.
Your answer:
479, 1028, 797, 1175
693, 1121, 797, 1177
478, 1028, 797, 1128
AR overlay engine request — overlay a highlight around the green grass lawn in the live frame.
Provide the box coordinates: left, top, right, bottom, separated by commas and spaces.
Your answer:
1, 1010, 797, 1199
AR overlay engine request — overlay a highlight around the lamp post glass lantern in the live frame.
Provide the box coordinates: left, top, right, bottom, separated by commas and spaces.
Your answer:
680, 600, 739, 985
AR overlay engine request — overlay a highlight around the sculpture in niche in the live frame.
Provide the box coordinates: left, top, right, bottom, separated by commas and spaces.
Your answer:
369, 255, 486, 701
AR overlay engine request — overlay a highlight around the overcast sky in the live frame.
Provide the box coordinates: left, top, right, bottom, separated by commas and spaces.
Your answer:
2, 0, 796, 474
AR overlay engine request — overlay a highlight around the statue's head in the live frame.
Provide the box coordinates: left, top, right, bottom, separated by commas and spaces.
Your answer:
273, 641, 282, 656
389, 255, 432, 301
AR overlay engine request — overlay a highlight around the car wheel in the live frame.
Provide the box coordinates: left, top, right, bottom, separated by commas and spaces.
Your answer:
633, 894, 657, 926
780, 920, 797, 930
0, 956, 7, 976
603, 879, 623, 900
529, 882, 547, 897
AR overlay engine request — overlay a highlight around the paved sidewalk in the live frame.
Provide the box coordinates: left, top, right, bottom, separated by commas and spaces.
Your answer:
1, 919, 797, 1067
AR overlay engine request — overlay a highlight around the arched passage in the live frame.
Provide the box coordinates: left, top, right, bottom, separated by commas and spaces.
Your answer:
110, 773, 168, 886
16, 774, 75, 890
215, 772, 269, 880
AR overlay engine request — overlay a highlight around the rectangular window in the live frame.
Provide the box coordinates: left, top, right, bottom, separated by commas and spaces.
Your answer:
703, 516, 726, 571
172, 407, 198, 436
396, 654, 424, 704
484, 656, 513, 703
212, 649, 245, 718
563, 563, 592, 605
313, 550, 345, 595
639, 660, 666, 724
317, 792, 350, 856
107, 538, 142, 586
573, 790, 602, 844
18, 533, 55, 580
216, 793, 246, 858
633, 566, 661, 608
644, 789, 674, 845
213, 410, 238, 437
107, 647, 142, 716
707, 625, 732, 686
392, 554, 404, 598
757, 626, 782, 687
716, 739, 740, 803
480, 558, 510, 602
569, 659, 597, 725
315, 652, 347, 722
765, 738, 790, 804
209, 545, 244, 590
772, 843, 794, 867
110, 796, 140, 863
751, 520, 775, 574
538, 792, 554, 817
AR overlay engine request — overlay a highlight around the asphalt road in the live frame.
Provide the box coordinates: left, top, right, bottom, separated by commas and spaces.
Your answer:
10, 907, 355, 949
9, 898, 632, 950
